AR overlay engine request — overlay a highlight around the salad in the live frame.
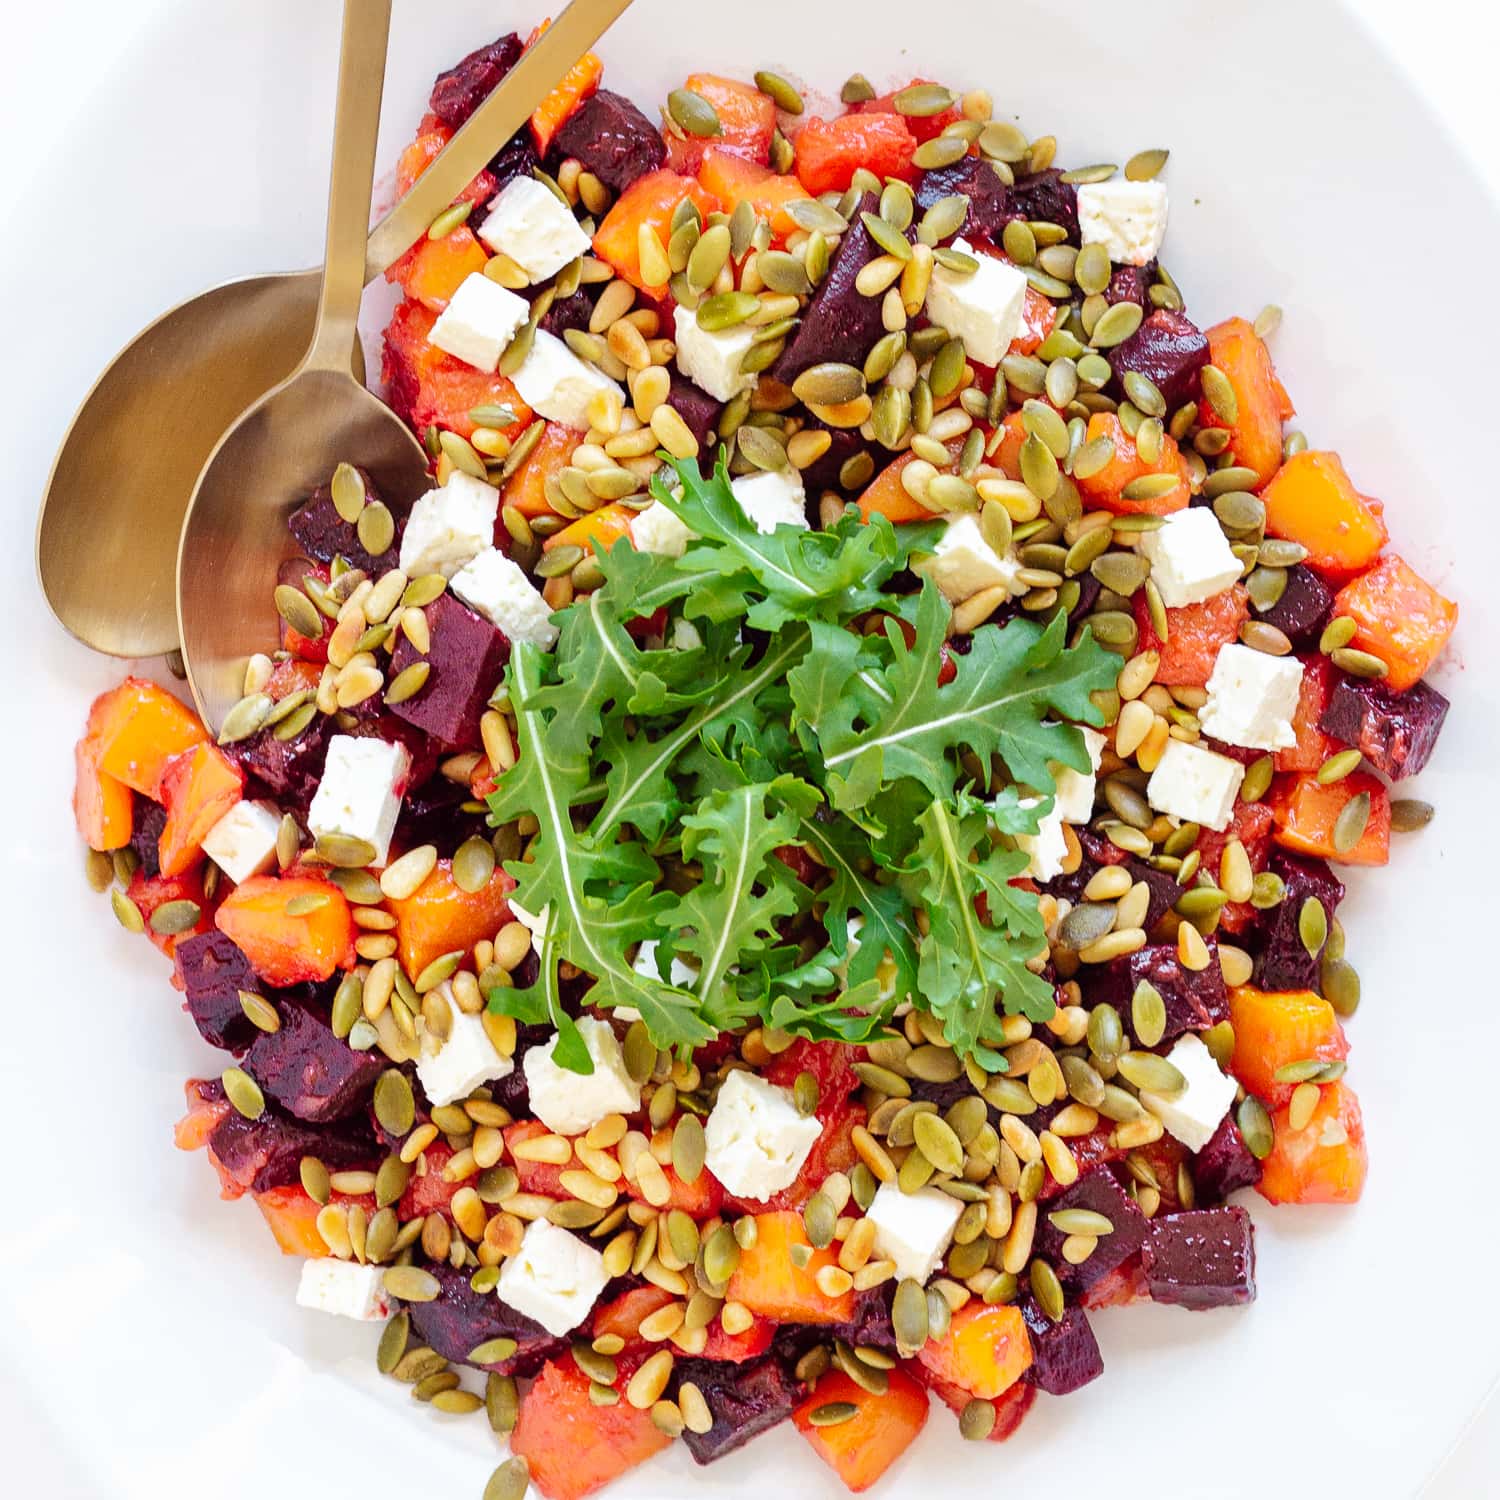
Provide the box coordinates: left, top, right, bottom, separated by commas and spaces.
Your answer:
69, 22, 1459, 1500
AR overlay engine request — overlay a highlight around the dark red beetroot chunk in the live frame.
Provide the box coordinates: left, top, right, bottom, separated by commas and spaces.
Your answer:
772, 194, 893, 385
773, 1287, 897, 1367
672, 1353, 807, 1466
394, 776, 490, 853
244, 999, 384, 1123
1318, 674, 1450, 781
1035, 1168, 1148, 1293
552, 88, 666, 192
1083, 942, 1228, 1045
1251, 849, 1345, 992
1193, 1114, 1262, 1204
208, 1099, 378, 1193
407, 1264, 569, 1377
667, 374, 725, 457
1104, 263, 1154, 309
1020, 1297, 1104, 1395
129, 797, 168, 880
1004, 168, 1080, 240
488, 131, 541, 190
538, 286, 598, 340
288, 467, 400, 573
428, 32, 524, 128
387, 592, 510, 751
175, 931, 264, 1053
1046, 850, 1175, 932
1257, 564, 1333, 646
229, 715, 332, 812
912, 157, 1011, 241
1141, 1205, 1256, 1310
1109, 309, 1208, 412
795, 420, 871, 497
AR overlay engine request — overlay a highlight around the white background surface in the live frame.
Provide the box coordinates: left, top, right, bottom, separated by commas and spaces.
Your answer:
3, 2, 1497, 1496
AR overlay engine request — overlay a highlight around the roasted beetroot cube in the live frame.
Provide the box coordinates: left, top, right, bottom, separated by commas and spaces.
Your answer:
1109, 310, 1208, 412
1005, 168, 1079, 240
395, 777, 489, 852
1085, 942, 1228, 1044
429, 32, 524, 128
553, 88, 666, 192
244, 1000, 383, 1123
407, 1264, 569, 1377
288, 468, 399, 573
668, 373, 725, 456
1104, 263, 1154, 308
1127, 858, 1182, 932
1257, 565, 1332, 646
822, 1287, 897, 1354
1036, 1168, 1148, 1293
1318, 674, 1450, 781
795, 420, 871, 496
673, 1354, 806, 1466
1020, 1298, 1104, 1394
538, 286, 598, 340
488, 130, 540, 189
230, 714, 332, 811
1251, 849, 1345, 992
914, 157, 1011, 241
208, 1100, 377, 1193
1193, 1115, 1261, 1203
387, 593, 510, 751
129, 798, 168, 880
175, 930, 262, 1052
773, 194, 893, 385
1142, 1205, 1256, 1309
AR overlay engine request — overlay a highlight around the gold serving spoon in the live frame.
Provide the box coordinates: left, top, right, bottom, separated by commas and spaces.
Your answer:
37, 0, 631, 663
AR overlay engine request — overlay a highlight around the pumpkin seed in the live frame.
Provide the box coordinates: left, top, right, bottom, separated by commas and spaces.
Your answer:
696, 289, 759, 335
1199, 364, 1238, 425
483, 1457, 530, 1500
1057, 902, 1116, 952
1389, 798, 1435, 833
1090, 301, 1143, 348
374, 1070, 416, 1136
977, 119, 1029, 161
914, 1112, 965, 1176
315, 832, 378, 868
1118, 1051, 1186, 1095
1321, 955, 1361, 1017
920, 193, 970, 245
1246, 567, 1286, 612
787, 197, 848, 235
861, 211, 912, 262
222, 1067, 264, 1120
1087, 1003, 1125, 1064
147, 898, 200, 936
1330, 647, 1388, 680
1132, 981, 1167, 1048
375, 1156, 410, 1210
1236, 1096, 1274, 1160
353, 499, 394, 557
1120, 473, 1182, 504
892, 1278, 930, 1349
1030, 1258, 1065, 1321
841, 72, 876, 104
803, 1191, 837, 1249
1020, 434, 1060, 500
792, 362, 866, 406
757, 248, 812, 295
1125, 148, 1170, 181
667, 88, 721, 138
384, 1266, 442, 1303
384, 661, 430, 706
737, 423, 790, 473
892, 81, 954, 116
1332, 792, 1371, 852
1091, 550, 1150, 596
958, 1398, 997, 1440
753, 69, 803, 114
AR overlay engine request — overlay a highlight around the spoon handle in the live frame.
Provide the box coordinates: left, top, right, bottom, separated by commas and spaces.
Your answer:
306, 0, 394, 372
362, 0, 634, 283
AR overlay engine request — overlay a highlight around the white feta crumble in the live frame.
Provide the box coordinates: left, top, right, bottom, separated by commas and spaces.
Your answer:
296, 1258, 390, 1321
730, 469, 808, 534
1050, 725, 1107, 824
450, 546, 559, 650
1138, 1033, 1237, 1153
416, 999, 514, 1107
864, 1183, 964, 1285
673, 303, 757, 402
307, 735, 410, 868
670, 618, 703, 651
633, 938, 700, 988
496, 1218, 610, 1337
1200, 644, 1304, 753
200, 799, 281, 884
398, 472, 499, 579
922, 236, 1029, 366
506, 897, 550, 955
477, 175, 592, 283
1015, 795, 1069, 881
1137, 507, 1243, 608
512, 329, 624, 431
523, 1017, 641, 1136
1076, 179, 1170, 267
704, 1068, 822, 1199
630, 499, 696, 558
839, 915, 904, 1005
1146, 739, 1245, 832
911, 512, 1025, 604
427, 272, 530, 372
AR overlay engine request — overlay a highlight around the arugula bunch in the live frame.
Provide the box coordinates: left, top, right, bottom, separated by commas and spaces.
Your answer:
486, 456, 1117, 1074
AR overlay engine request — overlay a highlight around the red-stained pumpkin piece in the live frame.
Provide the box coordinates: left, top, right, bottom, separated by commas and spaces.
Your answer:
157, 743, 244, 877
387, 859, 516, 979
794, 1368, 930, 1493
1258, 1079, 1368, 1205
1332, 553, 1458, 693
214, 875, 355, 985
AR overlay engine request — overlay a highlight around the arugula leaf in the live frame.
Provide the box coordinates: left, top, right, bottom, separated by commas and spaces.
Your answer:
806, 580, 1119, 809
766, 977, 897, 1044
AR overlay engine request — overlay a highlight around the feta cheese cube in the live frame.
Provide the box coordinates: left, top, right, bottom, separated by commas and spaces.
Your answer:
1200, 644, 1304, 752
307, 735, 410, 867
730, 469, 808, 534
415, 1000, 515, 1107
1138, 1033, 1237, 1152
496, 1218, 609, 1337
200, 799, 281, 884
512, 329, 624, 431
1138, 508, 1242, 608
704, 1068, 822, 1199
1015, 794, 1069, 881
450, 547, 559, 650
630, 499, 696, 558
477, 176, 592, 283
865, 1183, 964, 1285
398, 472, 500, 579
296, 1258, 390, 1321
1076, 179, 1170, 267
427, 272, 530, 372
1146, 739, 1245, 832
522, 1017, 641, 1135
913, 512, 1025, 604
1050, 726, 1107, 824
922, 237, 1028, 367
673, 304, 757, 402
633, 938, 700, 988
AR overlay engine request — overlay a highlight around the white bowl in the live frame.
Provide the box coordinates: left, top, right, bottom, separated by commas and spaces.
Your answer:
5, 1, 1497, 1496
